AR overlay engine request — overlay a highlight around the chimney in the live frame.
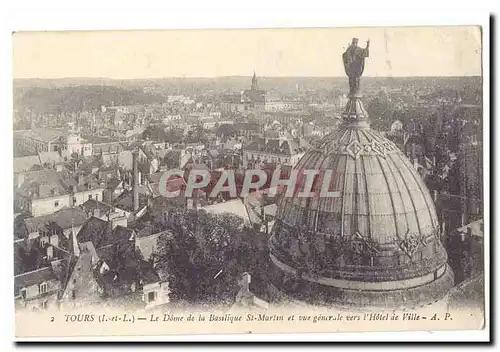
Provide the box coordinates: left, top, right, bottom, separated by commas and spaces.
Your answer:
70, 222, 80, 257
93, 207, 100, 219
77, 174, 84, 187
240, 272, 251, 293
441, 221, 446, 240
132, 150, 139, 212
47, 246, 54, 260
467, 226, 473, 238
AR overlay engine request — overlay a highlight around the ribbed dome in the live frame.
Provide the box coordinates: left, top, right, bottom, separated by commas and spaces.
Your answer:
268, 107, 454, 308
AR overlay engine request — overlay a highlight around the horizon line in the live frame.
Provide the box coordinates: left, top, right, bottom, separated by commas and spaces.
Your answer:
14, 75, 482, 80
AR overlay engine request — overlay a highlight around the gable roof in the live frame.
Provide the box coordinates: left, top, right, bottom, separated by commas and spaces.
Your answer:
24, 207, 88, 234
77, 216, 134, 251
113, 225, 135, 242
245, 135, 310, 156
16, 170, 68, 199
80, 199, 113, 217
76, 217, 111, 248
14, 267, 58, 296
113, 190, 149, 213
18, 128, 66, 143
13, 155, 43, 174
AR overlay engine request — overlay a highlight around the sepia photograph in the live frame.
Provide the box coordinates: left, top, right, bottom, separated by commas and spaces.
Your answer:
10, 21, 488, 341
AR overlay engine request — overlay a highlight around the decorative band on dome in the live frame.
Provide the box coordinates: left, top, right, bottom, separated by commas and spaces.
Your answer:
270, 253, 448, 292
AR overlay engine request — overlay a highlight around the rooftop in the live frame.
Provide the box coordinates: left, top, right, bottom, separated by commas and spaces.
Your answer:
24, 207, 88, 234
17, 128, 67, 143
13, 151, 63, 174
14, 267, 58, 296
80, 199, 114, 217
245, 135, 309, 156
17, 170, 105, 199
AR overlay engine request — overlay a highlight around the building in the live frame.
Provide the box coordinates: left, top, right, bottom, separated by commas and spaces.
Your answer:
14, 266, 62, 311
14, 151, 63, 174
220, 72, 267, 113
18, 207, 88, 246
220, 94, 246, 113
263, 100, 305, 112
242, 72, 267, 110
457, 105, 483, 225
259, 111, 308, 126
14, 128, 67, 154
446, 219, 484, 284
14, 128, 92, 158
244, 133, 310, 168
58, 134, 93, 158
267, 79, 454, 309
15, 170, 105, 217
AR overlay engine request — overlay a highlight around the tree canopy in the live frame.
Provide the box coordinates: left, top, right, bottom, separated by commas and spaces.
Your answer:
154, 209, 271, 306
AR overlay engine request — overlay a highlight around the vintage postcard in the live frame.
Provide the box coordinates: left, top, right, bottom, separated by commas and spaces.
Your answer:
12, 25, 488, 340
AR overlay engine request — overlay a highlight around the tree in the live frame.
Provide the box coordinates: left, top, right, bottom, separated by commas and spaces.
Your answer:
154, 209, 262, 306
161, 150, 180, 169
165, 128, 184, 144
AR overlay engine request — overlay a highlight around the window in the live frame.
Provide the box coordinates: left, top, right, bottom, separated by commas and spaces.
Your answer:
95, 194, 99, 201
54, 200, 59, 207
20, 288, 27, 300
41, 301, 48, 309
147, 291, 156, 302
39, 283, 48, 295
88, 195, 93, 200
73, 197, 77, 205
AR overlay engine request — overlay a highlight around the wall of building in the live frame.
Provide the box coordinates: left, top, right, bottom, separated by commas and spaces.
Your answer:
15, 291, 59, 312
19, 278, 61, 301
61, 252, 103, 309
31, 195, 72, 217
142, 281, 169, 309
72, 189, 105, 206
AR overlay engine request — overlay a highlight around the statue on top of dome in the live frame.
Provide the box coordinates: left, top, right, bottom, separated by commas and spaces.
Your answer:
342, 38, 370, 96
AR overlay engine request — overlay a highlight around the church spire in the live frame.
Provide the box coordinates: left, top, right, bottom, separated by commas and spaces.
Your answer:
251, 71, 259, 90
70, 219, 80, 257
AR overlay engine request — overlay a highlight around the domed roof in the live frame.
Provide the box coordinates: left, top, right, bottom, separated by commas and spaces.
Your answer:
268, 39, 453, 307
287, 125, 439, 247
269, 116, 454, 307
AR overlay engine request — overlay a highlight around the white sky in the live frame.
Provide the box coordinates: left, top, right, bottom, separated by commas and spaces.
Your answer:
12, 26, 482, 79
